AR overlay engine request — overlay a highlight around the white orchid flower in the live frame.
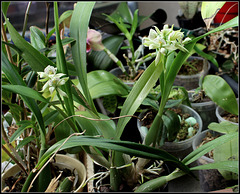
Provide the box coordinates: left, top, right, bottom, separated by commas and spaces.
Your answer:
37, 65, 57, 82
143, 24, 191, 56
38, 65, 69, 98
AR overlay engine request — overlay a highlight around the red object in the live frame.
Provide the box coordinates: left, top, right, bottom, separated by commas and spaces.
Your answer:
214, 2, 238, 23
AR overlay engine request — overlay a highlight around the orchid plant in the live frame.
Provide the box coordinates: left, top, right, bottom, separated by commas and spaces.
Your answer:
1, 1, 238, 192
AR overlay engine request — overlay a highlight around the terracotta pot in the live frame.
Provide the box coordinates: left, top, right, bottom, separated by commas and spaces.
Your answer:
1, 154, 87, 192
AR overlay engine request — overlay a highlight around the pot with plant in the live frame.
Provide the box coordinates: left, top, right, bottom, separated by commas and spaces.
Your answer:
1, 2, 188, 192
173, 55, 210, 90
137, 102, 203, 160
1, 2, 91, 192
100, 2, 155, 86
188, 73, 238, 130
205, 24, 238, 96
176, 2, 205, 30
192, 121, 238, 192
2, 1, 238, 192
216, 98, 239, 125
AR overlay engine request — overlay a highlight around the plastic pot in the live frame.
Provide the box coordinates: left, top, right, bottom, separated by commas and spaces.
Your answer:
173, 56, 210, 90
215, 98, 239, 125
189, 91, 218, 131
192, 130, 237, 192
137, 104, 203, 159
1, 154, 87, 192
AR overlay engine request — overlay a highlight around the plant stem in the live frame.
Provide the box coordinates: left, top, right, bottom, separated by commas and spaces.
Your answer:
1, 122, 27, 170
22, 2, 32, 38
2, 145, 28, 175
45, 2, 50, 39
56, 91, 67, 113
103, 47, 129, 76
1, 19, 14, 65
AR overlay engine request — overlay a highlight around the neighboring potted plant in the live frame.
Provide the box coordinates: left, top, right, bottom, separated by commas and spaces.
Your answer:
137, 102, 203, 159
192, 121, 238, 192
173, 55, 210, 90
188, 74, 238, 130
205, 25, 238, 96
216, 98, 239, 125
1, 154, 87, 192
176, 2, 205, 30
101, 2, 155, 86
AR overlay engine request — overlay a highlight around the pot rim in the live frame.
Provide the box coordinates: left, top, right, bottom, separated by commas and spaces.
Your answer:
137, 104, 203, 146
1, 154, 87, 192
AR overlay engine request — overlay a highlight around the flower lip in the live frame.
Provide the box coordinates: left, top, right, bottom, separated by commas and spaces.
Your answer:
87, 29, 104, 52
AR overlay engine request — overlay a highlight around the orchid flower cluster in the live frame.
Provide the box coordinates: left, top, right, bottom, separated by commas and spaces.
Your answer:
142, 24, 191, 57
37, 65, 69, 99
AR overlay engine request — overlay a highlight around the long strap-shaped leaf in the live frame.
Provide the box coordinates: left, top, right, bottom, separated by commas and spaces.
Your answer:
22, 135, 191, 192
115, 59, 164, 139
70, 2, 98, 115
2, 52, 46, 147
182, 132, 238, 165
41, 136, 191, 175
54, 2, 75, 118
2, 14, 54, 72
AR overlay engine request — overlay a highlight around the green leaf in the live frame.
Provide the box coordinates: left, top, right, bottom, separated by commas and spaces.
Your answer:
201, 2, 226, 29
74, 111, 116, 139
208, 121, 238, 134
109, 2, 133, 24
30, 26, 46, 51
50, 37, 76, 50
54, 2, 75, 118
214, 135, 238, 180
41, 136, 191, 174
103, 95, 118, 113
190, 161, 238, 174
3, 14, 53, 72
115, 59, 164, 139
16, 136, 36, 150
9, 123, 33, 143
87, 70, 129, 99
163, 110, 180, 142
22, 135, 191, 192
43, 110, 59, 127
182, 131, 238, 165
194, 16, 238, 43
2, 85, 49, 103
70, 2, 97, 115
59, 10, 73, 26
1, 2, 10, 16
103, 13, 131, 40
193, 44, 219, 68
2, 52, 46, 138
202, 75, 238, 115
130, 9, 139, 38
